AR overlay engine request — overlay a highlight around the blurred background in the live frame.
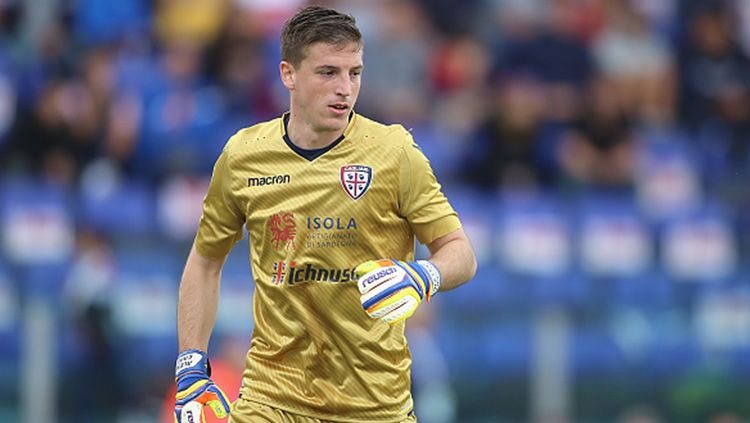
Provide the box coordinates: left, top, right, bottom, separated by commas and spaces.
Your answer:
1, 0, 750, 421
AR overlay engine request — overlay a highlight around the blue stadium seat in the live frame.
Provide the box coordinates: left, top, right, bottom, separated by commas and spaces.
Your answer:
436, 262, 510, 318
0, 262, 20, 401
110, 244, 181, 379
437, 319, 531, 381
659, 203, 738, 284
635, 138, 705, 227
493, 191, 573, 279
0, 180, 75, 272
570, 327, 625, 378
642, 338, 704, 379
530, 272, 588, 309
409, 124, 463, 180
73, 0, 150, 44
0, 179, 72, 211
483, 322, 533, 377
573, 193, 653, 280
611, 270, 674, 310
730, 346, 750, 377
442, 188, 498, 268
215, 241, 254, 336
78, 181, 156, 237
692, 120, 750, 187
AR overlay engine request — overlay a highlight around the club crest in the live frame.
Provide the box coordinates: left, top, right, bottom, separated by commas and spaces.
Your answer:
268, 211, 297, 251
340, 165, 373, 200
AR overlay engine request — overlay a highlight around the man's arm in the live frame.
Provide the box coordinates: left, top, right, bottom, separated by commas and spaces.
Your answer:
177, 244, 226, 351
426, 227, 477, 292
355, 227, 476, 324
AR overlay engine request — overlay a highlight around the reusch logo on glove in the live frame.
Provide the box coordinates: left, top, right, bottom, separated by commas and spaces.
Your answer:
175, 352, 203, 374
360, 267, 397, 289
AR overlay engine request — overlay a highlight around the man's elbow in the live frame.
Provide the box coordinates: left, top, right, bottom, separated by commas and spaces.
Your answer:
465, 250, 478, 282
457, 232, 477, 284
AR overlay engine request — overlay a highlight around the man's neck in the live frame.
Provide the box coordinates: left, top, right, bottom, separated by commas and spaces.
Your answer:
286, 113, 343, 150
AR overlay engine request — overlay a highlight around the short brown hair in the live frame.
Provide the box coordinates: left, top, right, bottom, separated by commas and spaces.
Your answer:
281, 6, 362, 67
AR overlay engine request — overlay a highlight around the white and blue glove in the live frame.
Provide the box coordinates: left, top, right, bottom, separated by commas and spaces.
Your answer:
356, 259, 441, 324
174, 349, 231, 423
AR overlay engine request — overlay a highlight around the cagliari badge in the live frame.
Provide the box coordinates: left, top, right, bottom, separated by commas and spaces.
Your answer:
340, 165, 373, 200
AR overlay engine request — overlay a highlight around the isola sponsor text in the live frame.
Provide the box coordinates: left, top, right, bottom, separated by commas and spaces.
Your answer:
307, 216, 357, 230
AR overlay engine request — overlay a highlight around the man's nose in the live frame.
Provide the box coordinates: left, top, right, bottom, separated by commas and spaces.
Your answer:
335, 74, 352, 97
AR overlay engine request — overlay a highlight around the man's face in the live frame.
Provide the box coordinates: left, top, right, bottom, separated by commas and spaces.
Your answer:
282, 41, 363, 133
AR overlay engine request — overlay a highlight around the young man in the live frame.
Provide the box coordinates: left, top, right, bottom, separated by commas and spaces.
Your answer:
174, 6, 477, 423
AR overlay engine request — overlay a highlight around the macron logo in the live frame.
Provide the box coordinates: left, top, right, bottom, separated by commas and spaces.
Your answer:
248, 174, 291, 187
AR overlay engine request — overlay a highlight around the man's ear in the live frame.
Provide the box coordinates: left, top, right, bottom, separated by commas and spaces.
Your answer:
280, 61, 295, 90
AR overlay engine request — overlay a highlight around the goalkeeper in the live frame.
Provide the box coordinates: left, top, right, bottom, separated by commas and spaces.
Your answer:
174, 5, 476, 423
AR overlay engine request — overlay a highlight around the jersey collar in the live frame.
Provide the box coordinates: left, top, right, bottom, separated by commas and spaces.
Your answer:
280, 111, 356, 161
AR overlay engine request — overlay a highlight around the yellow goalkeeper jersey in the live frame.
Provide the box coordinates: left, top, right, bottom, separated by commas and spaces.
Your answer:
194, 112, 461, 422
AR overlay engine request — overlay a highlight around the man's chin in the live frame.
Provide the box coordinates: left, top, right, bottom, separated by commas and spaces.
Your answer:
317, 117, 348, 133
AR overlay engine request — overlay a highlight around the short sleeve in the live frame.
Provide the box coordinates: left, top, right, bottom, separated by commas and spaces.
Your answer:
194, 150, 245, 258
399, 133, 461, 245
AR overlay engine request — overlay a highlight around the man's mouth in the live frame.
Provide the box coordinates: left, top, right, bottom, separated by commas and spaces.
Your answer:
330, 103, 349, 111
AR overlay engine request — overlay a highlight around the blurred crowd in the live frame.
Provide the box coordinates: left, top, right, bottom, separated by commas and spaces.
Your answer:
1, 0, 749, 214
2, 0, 750, 421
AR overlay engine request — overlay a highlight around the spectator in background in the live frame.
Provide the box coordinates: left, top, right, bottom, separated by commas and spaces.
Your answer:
2, 76, 95, 186
416, 0, 482, 36
59, 230, 122, 422
429, 35, 492, 135
677, 2, 750, 131
13, 16, 75, 110
0, 1, 20, 152
677, 1, 750, 216
499, 0, 595, 124
134, 38, 226, 180
461, 76, 550, 190
1, 16, 97, 185
2, 27, 120, 185
5, 47, 119, 185
209, 33, 276, 124
71, 0, 151, 46
127, 0, 230, 181
557, 76, 637, 191
154, 0, 228, 48
358, 0, 433, 126
592, 0, 676, 125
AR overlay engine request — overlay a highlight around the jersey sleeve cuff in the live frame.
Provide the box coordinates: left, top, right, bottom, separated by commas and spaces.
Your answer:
412, 215, 462, 246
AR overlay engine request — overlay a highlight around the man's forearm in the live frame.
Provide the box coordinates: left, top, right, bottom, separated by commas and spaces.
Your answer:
177, 245, 224, 352
428, 229, 477, 292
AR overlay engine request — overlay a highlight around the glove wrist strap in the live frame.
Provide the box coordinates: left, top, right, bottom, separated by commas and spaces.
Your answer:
416, 260, 441, 297
175, 349, 210, 379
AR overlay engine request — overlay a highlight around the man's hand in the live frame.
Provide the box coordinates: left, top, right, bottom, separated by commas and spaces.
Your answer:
174, 349, 231, 423
355, 259, 441, 324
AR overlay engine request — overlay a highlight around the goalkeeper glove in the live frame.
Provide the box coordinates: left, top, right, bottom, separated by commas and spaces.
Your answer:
174, 349, 231, 423
356, 259, 441, 324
